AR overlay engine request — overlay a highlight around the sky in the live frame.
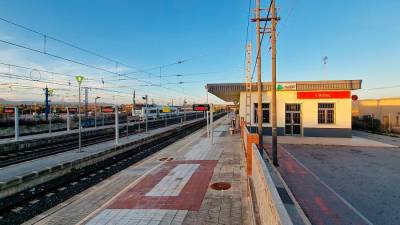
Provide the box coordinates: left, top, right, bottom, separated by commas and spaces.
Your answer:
0, 0, 399, 105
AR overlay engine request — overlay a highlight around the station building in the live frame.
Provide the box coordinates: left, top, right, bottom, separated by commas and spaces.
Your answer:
206, 80, 362, 137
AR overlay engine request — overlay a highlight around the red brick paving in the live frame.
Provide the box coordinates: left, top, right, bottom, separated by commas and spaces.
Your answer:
108, 160, 217, 211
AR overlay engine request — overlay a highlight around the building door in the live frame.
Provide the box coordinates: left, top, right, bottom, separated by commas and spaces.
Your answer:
285, 104, 301, 136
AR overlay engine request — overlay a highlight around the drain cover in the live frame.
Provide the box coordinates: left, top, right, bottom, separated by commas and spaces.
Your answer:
210, 182, 231, 191
159, 157, 173, 161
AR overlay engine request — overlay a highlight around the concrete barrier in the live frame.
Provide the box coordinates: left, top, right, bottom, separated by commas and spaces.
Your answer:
240, 118, 259, 176
251, 143, 293, 225
240, 119, 294, 225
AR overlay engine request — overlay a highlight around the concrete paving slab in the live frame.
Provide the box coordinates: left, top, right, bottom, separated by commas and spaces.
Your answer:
283, 144, 400, 225
264, 144, 373, 225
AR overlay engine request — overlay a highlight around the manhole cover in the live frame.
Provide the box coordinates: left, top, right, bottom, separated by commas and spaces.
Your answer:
210, 182, 231, 191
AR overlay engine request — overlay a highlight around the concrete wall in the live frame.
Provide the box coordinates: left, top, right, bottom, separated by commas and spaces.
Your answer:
251, 143, 293, 225
240, 91, 352, 137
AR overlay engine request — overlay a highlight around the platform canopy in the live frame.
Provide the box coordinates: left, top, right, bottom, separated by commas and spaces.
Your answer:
206, 80, 362, 102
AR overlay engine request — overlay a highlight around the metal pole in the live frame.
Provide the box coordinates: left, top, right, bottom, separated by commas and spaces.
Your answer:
271, 0, 278, 166
84, 87, 89, 117
206, 88, 209, 137
14, 107, 19, 141
126, 112, 129, 137
102, 110, 105, 126
145, 95, 148, 132
132, 90, 136, 117
255, 0, 263, 155
49, 106, 52, 134
210, 104, 214, 144
94, 98, 97, 128
45, 87, 49, 121
115, 105, 119, 145
78, 84, 82, 152
66, 107, 70, 132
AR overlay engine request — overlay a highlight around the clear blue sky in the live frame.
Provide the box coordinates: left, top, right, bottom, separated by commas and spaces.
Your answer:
0, 0, 399, 104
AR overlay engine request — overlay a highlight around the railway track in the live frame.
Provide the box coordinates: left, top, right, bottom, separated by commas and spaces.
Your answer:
0, 113, 225, 225
0, 113, 202, 168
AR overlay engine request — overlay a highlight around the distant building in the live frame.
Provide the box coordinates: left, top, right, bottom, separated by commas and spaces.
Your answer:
206, 80, 361, 137
352, 98, 400, 131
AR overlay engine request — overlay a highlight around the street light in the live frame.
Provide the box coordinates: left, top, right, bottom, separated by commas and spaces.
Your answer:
76, 75, 84, 152
94, 96, 101, 128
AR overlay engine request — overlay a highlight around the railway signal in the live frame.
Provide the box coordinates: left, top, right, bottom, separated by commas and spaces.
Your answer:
193, 104, 210, 111
101, 106, 115, 113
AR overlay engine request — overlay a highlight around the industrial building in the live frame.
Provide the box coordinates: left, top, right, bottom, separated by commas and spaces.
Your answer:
207, 80, 362, 137
352, 98, 400, 133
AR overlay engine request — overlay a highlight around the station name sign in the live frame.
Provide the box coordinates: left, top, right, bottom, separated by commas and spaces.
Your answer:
67, 107, 78, 113
193, 104, 210, 111
101, 106, 115, 113
297, 91, 351, 99
277, 83, 296, 91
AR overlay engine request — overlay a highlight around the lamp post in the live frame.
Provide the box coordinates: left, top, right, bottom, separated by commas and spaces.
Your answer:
76, 75, 84, 152
94, 96, 100, 128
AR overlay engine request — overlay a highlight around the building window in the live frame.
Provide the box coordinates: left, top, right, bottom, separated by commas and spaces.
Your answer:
318, 103, 335, 124
254, 103, 270, 123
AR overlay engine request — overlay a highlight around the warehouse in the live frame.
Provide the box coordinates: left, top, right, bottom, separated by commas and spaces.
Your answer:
206, 80, 362, 137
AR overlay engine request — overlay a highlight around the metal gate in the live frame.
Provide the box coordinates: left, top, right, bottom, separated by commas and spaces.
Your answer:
285, 104, 301, 136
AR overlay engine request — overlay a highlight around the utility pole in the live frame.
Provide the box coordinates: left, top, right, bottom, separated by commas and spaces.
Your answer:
255, 0, 263, 155
132, 90, 136, 117
270, 0, 278, 166
95, 96, 100, 128
144, 95, 148, 132
44, 86, 49, 121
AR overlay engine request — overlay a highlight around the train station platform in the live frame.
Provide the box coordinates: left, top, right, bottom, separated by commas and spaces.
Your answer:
0, 121, 177, 181
0, 117, 208, 200
24, 116, 253, 225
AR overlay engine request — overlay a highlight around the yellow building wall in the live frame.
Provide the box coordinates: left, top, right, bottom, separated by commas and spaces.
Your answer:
239, 90, 352, 129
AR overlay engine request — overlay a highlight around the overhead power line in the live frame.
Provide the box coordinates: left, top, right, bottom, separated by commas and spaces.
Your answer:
251, 0, 273, 80
0, 16, 203, 102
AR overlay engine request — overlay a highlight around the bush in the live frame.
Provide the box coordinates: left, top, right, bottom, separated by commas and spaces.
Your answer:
352, 116, 381, 132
